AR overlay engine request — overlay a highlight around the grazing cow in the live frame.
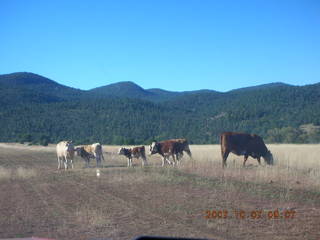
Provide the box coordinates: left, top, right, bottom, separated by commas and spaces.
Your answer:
56, 141, 75, 170
74, 146, 95, 167
220, 132, 273, 168
149, 138, 192, 166
170, 138, 192, 159
149, 140, 183, 166
118, 146, 147, 167
75, 143, 105, 167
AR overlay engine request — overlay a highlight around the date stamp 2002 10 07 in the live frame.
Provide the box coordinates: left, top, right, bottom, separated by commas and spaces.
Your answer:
204, 209, 296, 220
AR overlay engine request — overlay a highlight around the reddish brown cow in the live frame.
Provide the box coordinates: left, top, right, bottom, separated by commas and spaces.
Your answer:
170, 138, 192, 159
118, 146, 147, 167
220, 132, 273, 168
149, 138, 192, 166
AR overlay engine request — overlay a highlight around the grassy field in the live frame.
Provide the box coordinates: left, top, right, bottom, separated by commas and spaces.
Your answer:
0, 143, 319, 240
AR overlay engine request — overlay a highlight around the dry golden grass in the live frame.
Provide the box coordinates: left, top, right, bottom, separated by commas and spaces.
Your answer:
0, 166, 37, 180
104, 144, 320, 191
75, 205, 110, 228
15, 167, 37, 179
0, 167, 11, 180
0, 143, 319, 240
180, 144, 320, 192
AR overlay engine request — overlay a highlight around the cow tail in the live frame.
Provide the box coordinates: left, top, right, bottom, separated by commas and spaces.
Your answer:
220, 134, 224, 156
142, 146, 145, 154
185, 143, 192, 158
142, 146, 146, 160
100, 145, 105, 161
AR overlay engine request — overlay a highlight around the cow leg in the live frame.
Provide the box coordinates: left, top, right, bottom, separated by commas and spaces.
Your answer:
98, 154, 103, 167
95, 156, 99, 168
63, 156, 68, 170
85, 157, 89, 168
175, 153, 181, 165
94, 154, 99, 168
97, 155, 102, 168
57, 156, 61, 170
171, 154, 176, 166
165, 155, 173, 165
70, 158, 74, 169
142, 156, 147, 166
243, 155, 249, 167
257, 157, 261, 165
178, 152, 184, 164
98, 158, 101, 168
127, 157, 132, 167
221, 151, 229, 168
161, 156, 167, 167
175, 154, 180, 165
166, 158, 172, 165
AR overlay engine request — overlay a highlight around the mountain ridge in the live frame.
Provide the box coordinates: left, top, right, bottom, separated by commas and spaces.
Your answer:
0, 72, 319, 144
0, 72, 84, 101
0, 72, 309, 103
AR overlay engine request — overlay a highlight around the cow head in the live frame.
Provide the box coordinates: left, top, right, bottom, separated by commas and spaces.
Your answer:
149, 141, 158, 155
263, 150, 274, 165
74, 146, 83, 156
65, 141, 74, 151
118, 147, 125, 155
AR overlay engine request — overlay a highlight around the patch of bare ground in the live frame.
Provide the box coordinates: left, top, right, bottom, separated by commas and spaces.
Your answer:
0, 144, 319, 240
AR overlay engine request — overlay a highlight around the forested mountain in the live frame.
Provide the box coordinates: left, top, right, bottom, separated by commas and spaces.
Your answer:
0, 73, 218, 103
0, 72, 84, 101
0, 72, 319, 145
88, 81, 218, 102
229, 82, 292, 93
88, 81, 155, 100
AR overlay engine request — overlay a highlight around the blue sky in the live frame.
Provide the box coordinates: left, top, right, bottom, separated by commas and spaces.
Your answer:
1, 0, 319, 92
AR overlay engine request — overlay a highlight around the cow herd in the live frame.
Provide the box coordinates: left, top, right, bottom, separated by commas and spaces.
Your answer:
56, 132, 274, 170
56, 142, 105, 170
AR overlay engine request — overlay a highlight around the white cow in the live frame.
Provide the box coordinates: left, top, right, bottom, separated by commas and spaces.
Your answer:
75, 143, 105, 167
56, 141, 75, 170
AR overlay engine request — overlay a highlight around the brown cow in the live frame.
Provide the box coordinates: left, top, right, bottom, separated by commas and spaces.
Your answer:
75, 143, 105, 167
118, 146, 147, 167
220, 132, 273, 168
74, 146, 95, 167
170, 138, 192, 159
149, 138, 191, 166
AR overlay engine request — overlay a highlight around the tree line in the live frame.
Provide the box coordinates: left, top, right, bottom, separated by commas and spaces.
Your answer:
1, 74, 320, 145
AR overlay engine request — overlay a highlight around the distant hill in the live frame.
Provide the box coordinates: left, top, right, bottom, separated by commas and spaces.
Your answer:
89, 82, 219, 102
0, 73, 222, 103
88, 81, 155, 100
0, 72, 295, 103
0, 72, 83, 104
0, 72, 319, 145
230, 82, 292, 93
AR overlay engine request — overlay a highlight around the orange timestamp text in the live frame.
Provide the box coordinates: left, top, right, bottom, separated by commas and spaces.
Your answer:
204, 209, 296, 220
